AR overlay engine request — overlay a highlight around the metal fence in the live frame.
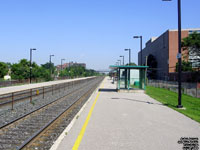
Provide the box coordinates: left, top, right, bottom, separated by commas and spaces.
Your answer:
0, 77, 100, 110
0, 76, 80, 88
148, 80, 200, 98
0, 79, 44, 88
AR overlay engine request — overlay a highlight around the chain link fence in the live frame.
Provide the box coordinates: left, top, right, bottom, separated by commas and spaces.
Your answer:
148, 80, 200, 98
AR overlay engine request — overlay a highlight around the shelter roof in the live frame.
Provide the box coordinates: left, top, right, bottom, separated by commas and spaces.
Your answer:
109, 65, 149, 69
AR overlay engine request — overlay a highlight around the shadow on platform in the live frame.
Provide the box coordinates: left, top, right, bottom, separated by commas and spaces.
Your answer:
111, 97, 165, 106
98, 88, 117, 92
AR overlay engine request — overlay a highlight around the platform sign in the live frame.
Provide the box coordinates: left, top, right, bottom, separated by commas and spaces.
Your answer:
176, 53, 181, 59
36, 89, 39, 95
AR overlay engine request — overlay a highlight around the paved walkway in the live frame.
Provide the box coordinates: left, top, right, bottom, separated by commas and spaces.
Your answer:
51, 77, 200, 150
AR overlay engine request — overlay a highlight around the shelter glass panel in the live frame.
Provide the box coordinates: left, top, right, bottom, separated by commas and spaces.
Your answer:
119, 69, 128, 89
130, 70, 140, 89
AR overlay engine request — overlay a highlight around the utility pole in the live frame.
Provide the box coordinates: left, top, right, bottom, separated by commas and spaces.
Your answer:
125, 49, 131, 65
162, 0, 183, 108
30, 48, 36, 83
177, 0, 183, 108
133, 36, 143, 65
49, 54, 54, 80
120, 56, 124, 65
61, 59, 65, 71
118, 60, 121, 66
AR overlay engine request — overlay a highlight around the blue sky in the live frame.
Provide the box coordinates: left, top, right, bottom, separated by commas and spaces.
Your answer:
0, 0, 199, 70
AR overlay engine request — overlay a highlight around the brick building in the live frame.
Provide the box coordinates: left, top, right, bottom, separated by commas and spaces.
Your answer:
138, 28, 200, 80
56, 62, 86, 71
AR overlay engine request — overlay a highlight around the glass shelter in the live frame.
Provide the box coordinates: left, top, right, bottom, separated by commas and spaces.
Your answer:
109, 65, 149, 91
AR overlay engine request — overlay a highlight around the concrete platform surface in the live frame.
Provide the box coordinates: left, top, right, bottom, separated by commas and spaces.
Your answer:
52, 77, 200, 150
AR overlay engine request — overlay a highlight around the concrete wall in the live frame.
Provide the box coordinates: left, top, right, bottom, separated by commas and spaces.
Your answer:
138, 30, 169, 80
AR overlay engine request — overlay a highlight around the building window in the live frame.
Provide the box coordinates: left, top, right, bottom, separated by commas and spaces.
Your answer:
189, 50, 200, 68
189, 30, 200, 34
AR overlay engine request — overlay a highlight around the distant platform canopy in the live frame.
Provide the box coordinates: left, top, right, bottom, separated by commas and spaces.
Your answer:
109, 65, 149, 91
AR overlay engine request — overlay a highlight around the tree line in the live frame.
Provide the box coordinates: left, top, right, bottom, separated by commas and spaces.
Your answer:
0, 59, 100, 81
59, 65, 100, 78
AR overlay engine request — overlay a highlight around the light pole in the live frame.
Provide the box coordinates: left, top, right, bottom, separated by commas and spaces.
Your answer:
133, 36, 143, 65
120, 56, 124, 65
61, 59, 65, 71
49, 55, 54, 79
30, 48, 36, 83
125, 49, 131, 65
162, 0, 182, 108
118, 60, 121, 66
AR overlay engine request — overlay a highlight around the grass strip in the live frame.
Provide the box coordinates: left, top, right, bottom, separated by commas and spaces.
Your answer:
146, 86, 200, 123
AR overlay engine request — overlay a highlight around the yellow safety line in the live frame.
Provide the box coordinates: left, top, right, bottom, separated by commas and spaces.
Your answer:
72, 80, 104, 150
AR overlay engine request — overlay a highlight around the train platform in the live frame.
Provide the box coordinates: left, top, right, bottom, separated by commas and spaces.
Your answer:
51, 77, 200, 150
0, 77, 93, 95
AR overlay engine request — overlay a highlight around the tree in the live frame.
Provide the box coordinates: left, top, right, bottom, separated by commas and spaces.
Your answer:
41, 62, 55, 74
36, 66, 51, 81
59, 66, 99, 78
175, 60, 193, 72
11, 59, 30, 80
31, 62, 48, 80
182, 32, 200, 68
60, 66, 85, 78
41, 62, 54, 70
0, 62, 9, 78
125, 62, 137, 66
11, 60, 53, 81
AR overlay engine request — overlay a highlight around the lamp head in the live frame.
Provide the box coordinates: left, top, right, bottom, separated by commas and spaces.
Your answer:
133, 36, 142, 39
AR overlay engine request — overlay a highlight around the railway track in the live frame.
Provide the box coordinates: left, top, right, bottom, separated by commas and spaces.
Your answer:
0, 78, 92, 127
0, 77, 104, 150
0, 79, 86, 129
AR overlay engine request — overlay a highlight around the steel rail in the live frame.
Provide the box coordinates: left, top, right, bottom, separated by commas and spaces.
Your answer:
17, 78, 102, 150
0, 78, 92, 129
